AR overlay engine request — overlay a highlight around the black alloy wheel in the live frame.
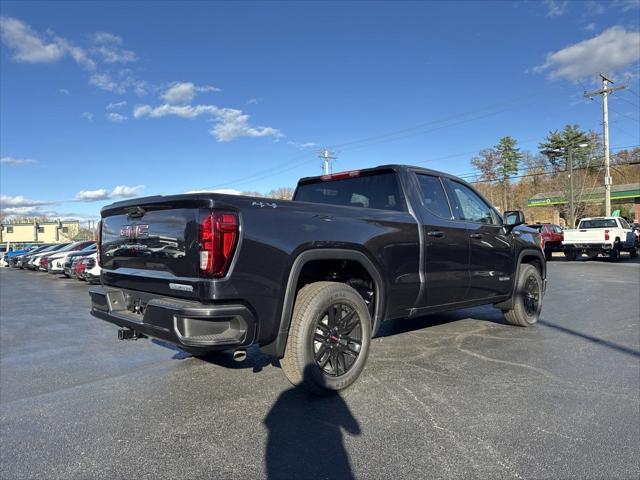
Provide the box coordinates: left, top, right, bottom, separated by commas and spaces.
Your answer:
312, 303, 363, 377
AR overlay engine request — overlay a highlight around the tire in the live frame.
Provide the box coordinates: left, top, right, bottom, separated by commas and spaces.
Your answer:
564, 247, 577, 262
280, 281, 372, 395
629, 242, 638, 258
544, 245, 553, 261
503, 264, 543, 327
609, 242, 621, 262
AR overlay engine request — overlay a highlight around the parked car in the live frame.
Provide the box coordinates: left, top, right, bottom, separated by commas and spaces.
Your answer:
0, 245, 8, 266
89, 164, 546, 394
20, 244, 60, 269
64, 247, 96, 278
25, 243, 70, 270
527, 223, 563, 260
47, 241, 95, 274
37, 241, 90, 272
563, 217, 638, 261
7, 244, 52, 268
77, 253, 100, 283
74, 256, 87, 280
6, 245, 39, 267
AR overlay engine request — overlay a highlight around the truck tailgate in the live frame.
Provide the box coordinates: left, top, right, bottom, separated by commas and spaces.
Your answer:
563, 229, 606, 244
101, 205, 202, 299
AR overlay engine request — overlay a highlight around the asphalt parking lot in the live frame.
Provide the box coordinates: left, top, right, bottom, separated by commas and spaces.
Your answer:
1, 258, 639, 480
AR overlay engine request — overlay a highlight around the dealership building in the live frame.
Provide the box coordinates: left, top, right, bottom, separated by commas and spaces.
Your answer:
0, 220, 80, 246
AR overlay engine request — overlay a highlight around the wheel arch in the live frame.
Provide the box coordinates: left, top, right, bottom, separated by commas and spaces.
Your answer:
261, 248, 385, 358
494, 248, 546, 311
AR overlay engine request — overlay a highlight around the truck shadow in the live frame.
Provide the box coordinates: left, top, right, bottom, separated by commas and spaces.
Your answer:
375, 306, 506, 339
263, 365, 360, 480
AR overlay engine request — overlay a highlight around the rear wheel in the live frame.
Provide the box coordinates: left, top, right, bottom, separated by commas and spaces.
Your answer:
564, 247, 577, 261
544, 245, 553, 261
281, 281, 371, 395
609, 242, 621, 262
629, 242, 638, 258
503, 264, 543, 327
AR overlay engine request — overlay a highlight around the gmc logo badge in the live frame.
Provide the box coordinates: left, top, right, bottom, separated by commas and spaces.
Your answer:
120, 224, 149, 239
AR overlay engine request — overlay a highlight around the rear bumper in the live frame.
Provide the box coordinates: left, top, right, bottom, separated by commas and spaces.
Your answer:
88, 286, 256, 352
565, 243, 613, 250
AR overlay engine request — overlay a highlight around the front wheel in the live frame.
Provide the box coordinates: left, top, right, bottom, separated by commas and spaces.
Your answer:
281, 282, 372, 395
503, 264, 543, 327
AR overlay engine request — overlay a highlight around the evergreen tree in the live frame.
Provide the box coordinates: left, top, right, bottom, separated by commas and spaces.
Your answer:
538, 125, 593, 170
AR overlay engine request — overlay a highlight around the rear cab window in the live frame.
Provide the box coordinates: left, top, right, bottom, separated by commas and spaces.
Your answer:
415, 174, 452, 219
579, 219, 618, 229
294, 170, 406, 212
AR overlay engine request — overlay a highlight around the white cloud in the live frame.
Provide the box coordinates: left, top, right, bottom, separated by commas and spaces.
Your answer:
81, 111, 94, 121
75, 185, 144, 202
106, 112, 127, 122
106, 100, 127, 110
75, 189, 110, 201
93, 32, 122, 44
59, 88, 70, 95
583, 23, 596, 32
54, 36, 96, 70
0, 16, 97, 70
613, 0, 640, 12
534, 26, 640, 80
89, 70, 147, 95
110, 185, 144, 198
543, 0, 568, 17
246, 97, 262, 105
0, 194, 55, 208
0, 16, 64, 63
286, 141, 317, 149
134, 102, 283, 142
90, 30, 137, 64
161, 82, 221, 105
0, 156, 38, 166
211, 108, 283, 142
89, 72, 122, 93
185, 188, 243, 195
133, 103, 219, 119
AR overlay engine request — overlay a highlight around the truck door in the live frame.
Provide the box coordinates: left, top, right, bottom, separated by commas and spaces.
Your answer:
413, 173, 470, 306
443, 179, 514, 300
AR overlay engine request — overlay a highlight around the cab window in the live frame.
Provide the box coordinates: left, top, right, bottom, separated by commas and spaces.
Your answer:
416, 174, 452, 219
445, 180, 496, 224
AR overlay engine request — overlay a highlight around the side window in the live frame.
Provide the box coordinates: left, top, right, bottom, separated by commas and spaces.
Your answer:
416, 175, 452, 219
446, 180, 496, 224
619, 218, 629, 229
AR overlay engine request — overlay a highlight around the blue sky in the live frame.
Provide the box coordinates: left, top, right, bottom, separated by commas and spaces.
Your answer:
1, 0, 639, 221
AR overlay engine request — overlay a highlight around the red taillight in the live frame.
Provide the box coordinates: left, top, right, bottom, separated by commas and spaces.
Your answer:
96, 220, 102, 267
199, 211, 239, 278
39, 256, 48, 267
320, 170, 361, 182
604, 229, 610, 241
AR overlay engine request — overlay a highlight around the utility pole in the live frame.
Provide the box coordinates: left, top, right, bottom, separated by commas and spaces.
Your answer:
584, 73, 625, 216
567, 145, 575, 228
318, 148, 336, 175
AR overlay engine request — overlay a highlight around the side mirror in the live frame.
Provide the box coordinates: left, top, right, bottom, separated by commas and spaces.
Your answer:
504, 210, 525, 230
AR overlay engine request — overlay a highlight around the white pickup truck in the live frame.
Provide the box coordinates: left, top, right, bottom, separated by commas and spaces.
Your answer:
563, 217, 638, 261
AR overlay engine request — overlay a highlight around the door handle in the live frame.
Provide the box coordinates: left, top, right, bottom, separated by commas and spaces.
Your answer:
470, 233, 483, 240
427, 230, 444, 238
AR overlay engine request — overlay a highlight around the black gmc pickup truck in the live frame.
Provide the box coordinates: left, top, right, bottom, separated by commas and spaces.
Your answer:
89, 165, 545, 394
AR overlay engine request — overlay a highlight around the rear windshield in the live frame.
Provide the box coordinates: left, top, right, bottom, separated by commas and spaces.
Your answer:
294, 173, 405, 212
579, 219, 618, 229
528, 225, 543, 232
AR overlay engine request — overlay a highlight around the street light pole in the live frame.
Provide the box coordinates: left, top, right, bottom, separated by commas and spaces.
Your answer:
552, 142, 588, 228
